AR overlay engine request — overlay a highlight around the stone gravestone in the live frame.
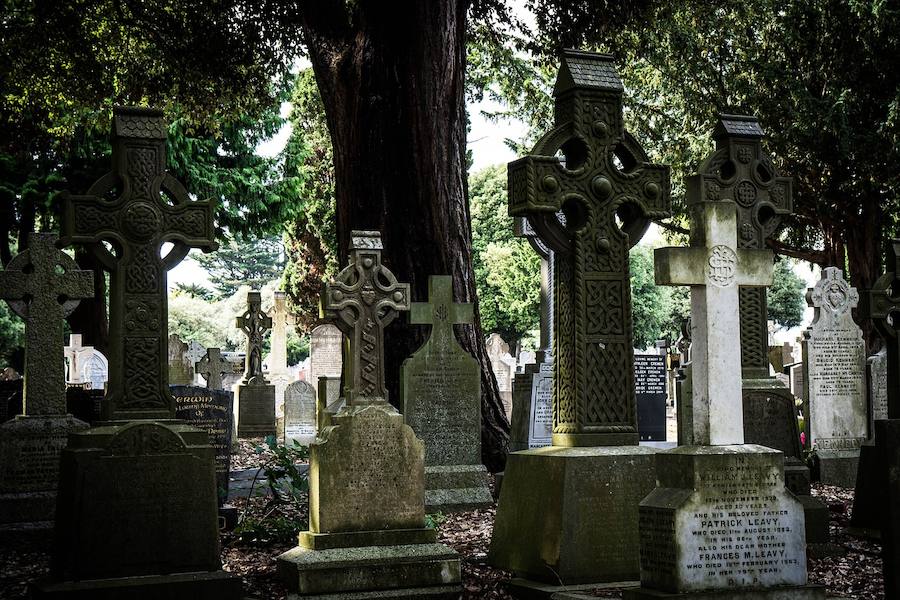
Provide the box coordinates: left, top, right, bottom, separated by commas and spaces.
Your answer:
802, 267, 867, 487
186, 340, 206, 384
171, 384, 234, 505
486, 333, 515, 418
868, 347, 889, 433
624, 186, 821, 600
167, 333, 193, 385
490, 51, 667, 592
196, 347, 228, 391
80, 349, 108, 391
283, 380, 317, 446
309, 323, 343, 384
401, 275, 492, 511
63, 334, 92, 384
0, 233, 92, 535
277, 231, 461, 598
267, 291, 294, 437
234, 290, 275, 438
34, 107, 241, 598
634, 354, 667, 441
316, 376, 341, 431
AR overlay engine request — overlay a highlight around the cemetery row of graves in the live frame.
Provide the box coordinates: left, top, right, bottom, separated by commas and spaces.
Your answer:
0, 51, 897, 600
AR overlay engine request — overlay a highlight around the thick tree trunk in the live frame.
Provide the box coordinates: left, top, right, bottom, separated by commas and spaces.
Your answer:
300, 0, 510, 471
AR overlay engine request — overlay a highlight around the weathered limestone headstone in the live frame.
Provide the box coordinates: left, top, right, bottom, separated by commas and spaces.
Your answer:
486, 333, 515, 418
634, 354, 667, 442
196, 347, 228, 391
35, 107, 241, 598
172, 384, 234, 505
186, 340, 205, 383
168, 333, 193, 385
802, 267, 867, 487
490, 51, 667, 591
234, 290, 275, 437
401, 275, 492, 511
283, 380, 317, 445
0, 233, 92, 534
309, 323, 343, 384
624, 191, 821, 600
277, 231, 461, 598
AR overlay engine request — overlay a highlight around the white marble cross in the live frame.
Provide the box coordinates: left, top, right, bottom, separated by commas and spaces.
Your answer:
655, 201, 774, 445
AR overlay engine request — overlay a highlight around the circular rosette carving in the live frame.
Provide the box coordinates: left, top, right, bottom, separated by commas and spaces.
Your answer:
736, 180, 758, 208
706, 245, 737, 287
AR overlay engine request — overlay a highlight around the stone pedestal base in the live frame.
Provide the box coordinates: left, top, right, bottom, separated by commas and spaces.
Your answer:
621, 584, 825, 600
815, 450, 859, 488
41, 420, 240, 599
235, 382, 275, 438
277, 529, 461, 598
425, 464, 492, 512
489, 445, 659, 584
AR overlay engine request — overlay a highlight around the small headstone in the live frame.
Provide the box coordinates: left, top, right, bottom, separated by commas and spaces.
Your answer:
172, 384, 234, 504
802, 267, 867, 487
401, 275, 492, 511
309, 324, 343, 385
167, 334, 193, 385
634, 354, 667, 441
510, 360, 553, 451
234, 290, 275, 438
80, 350, 108, 392
868, 348, 889, 431
486, 333, 515, 418
283, 380, 317, 445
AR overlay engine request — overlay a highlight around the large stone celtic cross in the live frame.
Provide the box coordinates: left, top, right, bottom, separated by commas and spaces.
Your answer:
688, 115, 793, 379
60, 107, 217, 420
863, 239, 900, 420
0, 233, 94, 414
507, 50, 670, 446
236, 291, 272, 384
323, 231, 410, 405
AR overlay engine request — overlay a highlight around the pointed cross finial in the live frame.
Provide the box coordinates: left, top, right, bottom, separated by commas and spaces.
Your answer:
0, 233, 94, 414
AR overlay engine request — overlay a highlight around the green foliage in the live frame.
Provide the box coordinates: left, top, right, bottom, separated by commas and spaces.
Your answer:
168, 293, 227, 349
287, 335, 310, 366
173, 282, 215, 302
0, 303, 25, 366
630, 246, 671, 349
424, 512, 448, 530
768, 258, 807, 329
194, 235, 286, 300
469, 165, 541, 346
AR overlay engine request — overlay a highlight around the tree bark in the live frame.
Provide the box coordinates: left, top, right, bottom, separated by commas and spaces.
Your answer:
299, 0, 510, 471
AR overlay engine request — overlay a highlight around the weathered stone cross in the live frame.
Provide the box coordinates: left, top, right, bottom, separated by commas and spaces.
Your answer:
236, 291, 272, 384
196, 347, 228, 391
267, 291, 295, 375
410, 275, 472, 352
324, 230, 410, 405
689, 115, 793, 379
655, 201, 773, 445
507, 50, 670, 446
863, 239, 900, 420
0, 233, 94, 414
60, 107, 217, 420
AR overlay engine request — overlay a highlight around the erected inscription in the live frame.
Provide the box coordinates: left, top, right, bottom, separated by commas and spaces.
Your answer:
528, 362, 553, 448
309, 324, 343, 385
635, 354, 667, 441
172, 385, 233, 503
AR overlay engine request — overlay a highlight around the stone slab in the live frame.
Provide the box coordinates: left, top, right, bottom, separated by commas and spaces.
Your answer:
299, 528, 437, 550
635, 355, 667, 442
849, 440, 881, 533
172, 385, 234, 504
490, 445, 659, 584
235, 382, 275, 438
621, 585, 825, 600
277, 543, 461, 597
508, 578, 634, 600
637, 445, 807, 594
510, 361, 552, 452
31, 569, 243, 600
875, 418, 900, 597
284, 380, 317, 445
816, 454, 859, 489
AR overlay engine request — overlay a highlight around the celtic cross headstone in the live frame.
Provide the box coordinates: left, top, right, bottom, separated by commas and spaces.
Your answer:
323, 230, 410, 405
507, 50, 670, 447
654, 201, 774, 445
59, 107, 217, 420
236, 291, 272, 385
268, 291, 294, 376
863, 240, 900, 420
196, 347, 228, 391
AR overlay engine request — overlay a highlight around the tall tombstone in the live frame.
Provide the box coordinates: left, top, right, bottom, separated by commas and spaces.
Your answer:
401, 275, 492, 511
309, 323, 343, 412
509, 217, 554, 451
277, 231, 461, 598
490, 51, 668, 590
0, 233, 92, 534
167, 333, 193, 385
851, 240, 900, 593
624, 193, 821, 599
867, 347, 889, 433
35, 107, 241, 598
801, 267, 867, 487
485, 333, 515, 418
283, 380, 317, 445
196, 347, 228, 391
268, 291, 295, 436
234, 290, 275, 438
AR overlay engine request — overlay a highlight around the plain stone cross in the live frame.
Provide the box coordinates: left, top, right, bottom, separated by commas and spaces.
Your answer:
0, 233, 93, 414
688, 115, 793, 379
196, 347, 228, 391
410, 276, 472, 348
864, 239, 900, 420
236, 291, 272, 384
60, 107, 217, 420
507, 50, 670, 446
268, 291, 295, 375
655, 201, 773, 445
324, 230, 410, 405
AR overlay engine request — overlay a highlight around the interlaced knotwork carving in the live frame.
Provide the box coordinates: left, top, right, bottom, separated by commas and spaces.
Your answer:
585, 342, 630, 425
739, 287, 767, 370
121, 337, 163, 409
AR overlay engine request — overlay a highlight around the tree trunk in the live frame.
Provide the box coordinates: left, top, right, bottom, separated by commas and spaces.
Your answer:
845, 188, 884, 353
299, 0, 509, 471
